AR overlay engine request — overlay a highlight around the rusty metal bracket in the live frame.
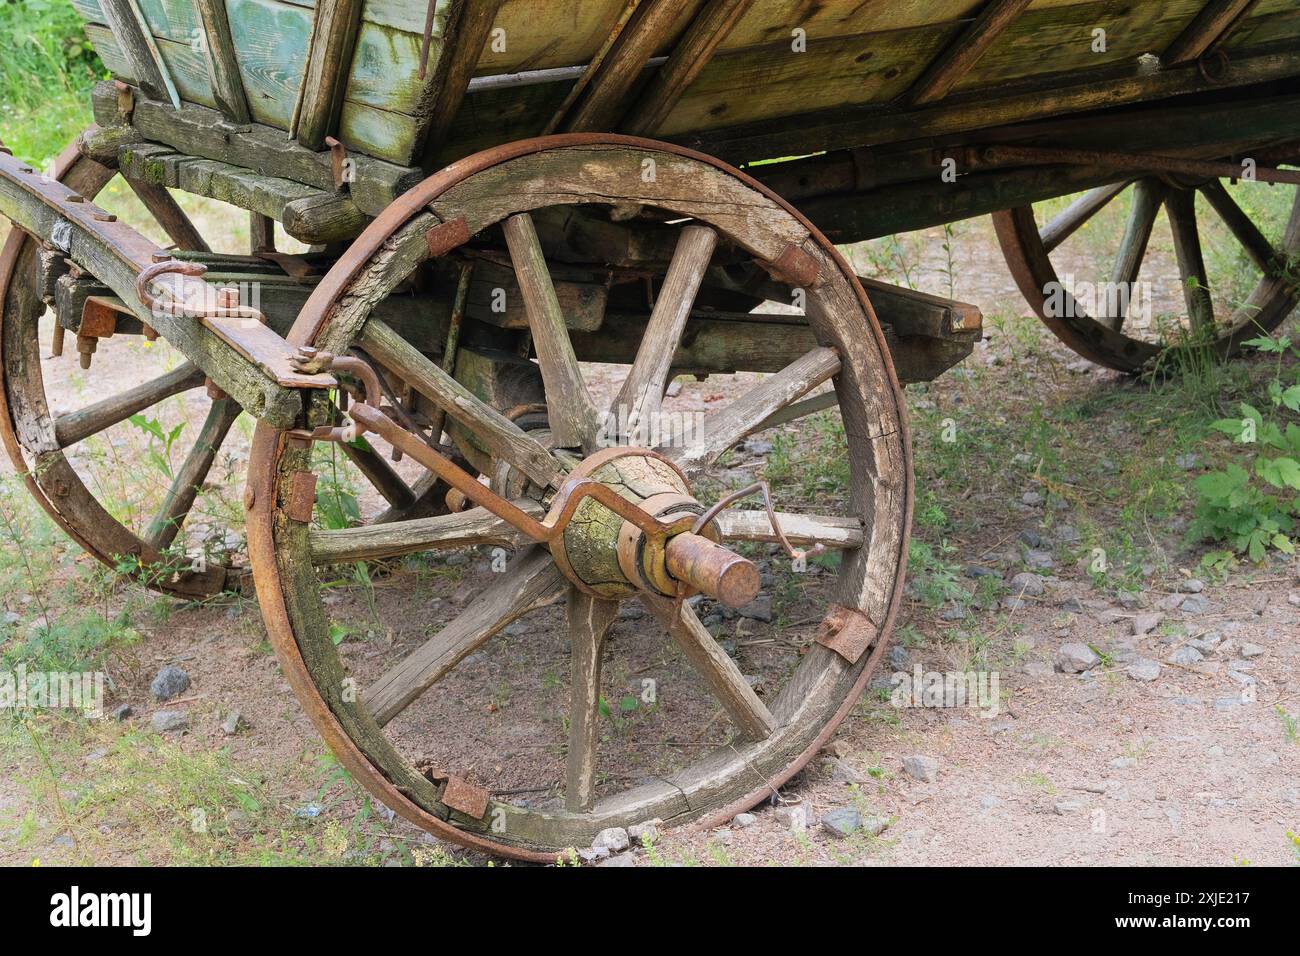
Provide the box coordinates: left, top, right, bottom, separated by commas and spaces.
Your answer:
112, 80, 134, 122
441, 776, 491, 820
285, 471, 318, 523
814, 604, 878, 664
425, 217, 471, 258
764, 242, 821, 288
325, 136, 350, 190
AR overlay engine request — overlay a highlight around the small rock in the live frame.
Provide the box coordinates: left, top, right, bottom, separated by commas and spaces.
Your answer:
665, 380, 683, 398
1057, 642, 1101, 673
1058, 597, 1085, 614
774, 804, 809, 831
1110, 756, 1138, 769
1180, 594, 1210, 614
712, 828, 734, 846
824, 756, 867, 784
110, 703, 132, 721
618, 604, 645, 621
1180, 578, 1204, 593
1168, 646, 1204, 667
940, 606, 968, 621
1024, 550, 1055, 570
1175, 452, 1200, 470
1131, 613, 1162, 636
596, 853, 635, 867
628, 819, 661, 846
820, 807, 862, 838
742, 438, 774, 455
1054, 525, 1082, 545
1018, 529, 1047, 548
1126, 658, 1161, 682
577, 846, 610, 863
503, 622, 528, 636
1054, 797, 1086, 815
1022, 661, 1055, 680
965, 565, 1000, 579
150, 665, 190, 701
3, 610, 20, 626
592, 827, 630, 852
220, 710, 243, 736
979, 795, 1001, 810
902, 754, 940, 783
732, 812, 757, 828
151, 710, 188, 734
888, 645, 911, 671
736, 596, 773, 623
1239, 642, 1265, 659
1009, 572, 1046, 597
1214, 697, 1242, 711
1022, 491, 1044, 506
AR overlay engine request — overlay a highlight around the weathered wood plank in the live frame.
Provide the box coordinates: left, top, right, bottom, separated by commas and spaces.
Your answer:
565, 589, 619, 812
905, 0, 1032, 105
293, 0, 365, 148
99, 0, 181, 106
224, 0, 314, 129
419, 0, 508, 167
309, 501, 540, 564
1165, 0, 1260, 64
195, 0, 252, 123
54, 363, 205, 448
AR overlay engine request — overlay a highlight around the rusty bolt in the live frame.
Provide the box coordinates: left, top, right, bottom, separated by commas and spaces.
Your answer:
205, 378, 228, 401
216, 286, 240, 309
51, 324, 65, 357
76, 333, 97, 369
142, 324, 158, 342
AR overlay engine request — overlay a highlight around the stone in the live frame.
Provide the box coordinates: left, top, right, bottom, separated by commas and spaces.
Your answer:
1058, 597, 1085, 614
578, 846, 610, 863
1018, 529, 1047, 548
888, 645, 911, 671
150, 665, 191, 701
1180, 579, 1204, 593
504, 622, 528, 636
1240, 642, 1265, 659
1110, 756, 1138, 769
110, 703, 132, 721
979, 795, 1002, 810
221, 710, 243, 736
1057, 642, 1101, 673
965, 565, 1000, 579
902, 754, 940, 783
821, 807, 862, 838
1054, 525, 1082, 545
824, 756, 868, 784
774, 804, 809, 831
1054, 797, 1086, 815
1175, 452, 1200, 470
618, 604, 645, 620
1168, 646, 1204, 666
1009, 572, 1046, 597
1180, 594, 1210, 614
1024, 550, 1055, 570
151, 710, 188, 733
736, 596, 773, 623
1022, 661, 1055, 680
595, 853, 635, 867
1131, 613, 1162, 636
628, 819, 661, 846
732, 812, 757, 828
1126, 658, 1161, 682
1022, 491, 1044, 506
712, 828, 734, 846
592, 827, 630, 852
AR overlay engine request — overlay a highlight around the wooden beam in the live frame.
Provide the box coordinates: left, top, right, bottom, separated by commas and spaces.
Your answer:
418, 0, 508, 168
1164, 0, 1260, 66
542, 0, 645, 135
562, 0, 698, 133
98, 0, 181, 107
621, 0, 752, 136
293, 0, 365, 149
906, 0, 1032, 106
194, 0, 251, 124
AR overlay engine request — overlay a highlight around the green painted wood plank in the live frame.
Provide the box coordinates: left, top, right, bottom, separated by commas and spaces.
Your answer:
225, 0, 314, 129
84, 23, 138, 82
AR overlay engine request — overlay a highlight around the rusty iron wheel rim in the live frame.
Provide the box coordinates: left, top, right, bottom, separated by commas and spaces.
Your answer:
246, 134, 914, 860
0, 134, 237, 598
993, 174, 1300, 373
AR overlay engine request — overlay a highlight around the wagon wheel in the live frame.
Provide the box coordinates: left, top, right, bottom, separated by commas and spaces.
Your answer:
246, 136, 912, 860
993, 170, 1300, 372
0, 134, 238, 597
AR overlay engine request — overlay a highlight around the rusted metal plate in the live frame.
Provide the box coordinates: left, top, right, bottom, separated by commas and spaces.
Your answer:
814, 605, 878, 664
764, 242, 820, 288
285, 470, 317, 523
424, 217, 470, 258
79, 295, 124, 338
441, 775, 490, 820
203, 315, 338, 389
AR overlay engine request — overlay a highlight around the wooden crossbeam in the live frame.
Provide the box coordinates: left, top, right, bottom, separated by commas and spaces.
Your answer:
621, 0, 752, 136
542, 0, 645, 135
98, 0, 181, 108
905, 0, 1032, 106
293, 0, 365, 149
562, 0, 698, 133
1163, 0, 1260, 66
417, 0, 508, 168
194, 0, 250, 124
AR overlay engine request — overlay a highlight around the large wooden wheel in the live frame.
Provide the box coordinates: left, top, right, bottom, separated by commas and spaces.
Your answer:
0, 134, 238, 597
245, 135, 912, 860
993, 170, 1300, 372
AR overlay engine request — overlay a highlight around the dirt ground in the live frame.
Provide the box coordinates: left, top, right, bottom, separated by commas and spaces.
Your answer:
1, 199, 1298, 867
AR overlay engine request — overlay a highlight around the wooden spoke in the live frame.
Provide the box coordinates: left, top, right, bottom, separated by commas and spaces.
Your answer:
54, 362, 204, 448
1105, 178, 1165, 330
1040, 181, 1129, 254
340, 439, 415, 511
716, 510, 863, 550
503, 213, 601, 451
309, 501, 541, 565
1165, 189, 1216, 333
906, 0, 1032, 106
565, 589, 620, 812
126, 179, 210, 253
613, 223, 717, 442
642, 595, 777, 741
1199, 178, 1282, 275
144, 397, 241, 550
672, 346, 840, 473
364, 547, 567, 726
358, 319, 565, 490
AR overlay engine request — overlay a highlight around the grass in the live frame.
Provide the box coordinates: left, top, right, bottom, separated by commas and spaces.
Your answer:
0, 0, 103, 165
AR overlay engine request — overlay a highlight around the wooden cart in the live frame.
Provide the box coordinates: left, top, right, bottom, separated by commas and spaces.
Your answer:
0, 0, 1296, 859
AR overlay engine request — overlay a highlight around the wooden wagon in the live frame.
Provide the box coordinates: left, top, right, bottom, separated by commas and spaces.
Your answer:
0, 0, 1297, 859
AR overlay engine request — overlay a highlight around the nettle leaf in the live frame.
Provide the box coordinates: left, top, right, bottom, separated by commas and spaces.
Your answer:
1282, 385, 1300, 412
1244, 335, 1290, 353
1209, 419, 1249, 440
1273, 534, 1296, 555
1255, 456, 1300, 490
618, 695, 638, 713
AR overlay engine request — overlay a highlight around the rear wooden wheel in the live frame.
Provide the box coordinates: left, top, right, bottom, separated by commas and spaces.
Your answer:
246, 136, 911, 860
993, 170, 1300, 372
0, 135, 238, 597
